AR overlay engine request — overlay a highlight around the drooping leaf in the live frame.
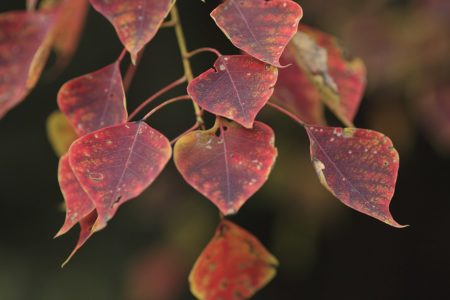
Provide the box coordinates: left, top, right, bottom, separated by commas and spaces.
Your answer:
188, 55, 278, 128
69, 122, 172, 230
305, 125, 405, 227
46, 111, 78, 157
89, 0, 174, 63
174, 119, 277, 215
57, 62, 127, 136
211, 0, 303, 67
55, 154, 95, 237
0, 10, 56, 118
189, 220, 278, 300
281, 25, 366, 126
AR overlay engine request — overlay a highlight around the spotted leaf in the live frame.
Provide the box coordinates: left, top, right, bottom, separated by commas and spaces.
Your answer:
46, 111, 78, 157
174, 119, 277, 215
0, 10, 56, 118
69, 122, 171, 230
211, 0, 302, 67
55, 154, 95, 238
57, 62, 127, 136
90, 0, 174, 63
306, 125, 405, 227
189, 220, 278, 300
188, 55, 278, 128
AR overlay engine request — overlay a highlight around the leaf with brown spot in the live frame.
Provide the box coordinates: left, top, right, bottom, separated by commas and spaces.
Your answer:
211, 0, 302, 67
174, 118, 277, 215
279, 25, 366, 126
89, 0, 174, 63
0, 10, 56, 118
188, 55, 278, 128
189, 220, 278, 300
55, 154, 95, 238
69, 122, 172, 230
46, 111, 78, 157
57, 62, 127, 136
305, 125, 405, 227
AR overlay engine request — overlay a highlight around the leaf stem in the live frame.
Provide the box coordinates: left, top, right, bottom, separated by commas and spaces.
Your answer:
128, 76, 187, 120
170, 4, 204, 126
170, 122, 200, 144
266, 102, 306, 126
141, 95, 192, 121
26, 0, 37, 11
123, 48, 145, 92
185, 47, 222, 59
118, 48, 127, 62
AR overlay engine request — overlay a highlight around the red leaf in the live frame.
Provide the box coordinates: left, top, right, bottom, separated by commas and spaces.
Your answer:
57, 62, 127, 136
69, 122, 172, 230
174, 119, 277, 215
55, 154, 95, 237
189, 220, 278, 300
90, 0, 173, 63
305, 125, 405, 227
211, 0, 302, 67
188, 55, 278, 128
0, 10, 56, 118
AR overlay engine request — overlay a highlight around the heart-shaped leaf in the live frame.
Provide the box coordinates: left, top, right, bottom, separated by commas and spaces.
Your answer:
90, 0, 174, 63
57, 62, 127, 136
188, 55, 278, 128
189, 220, 278, 300
306, 125, 405, 227
211, 0, 302, 67
69, 122, 172, 230
46, 111, 78, 157
55, 154, 95, 237
0, 10, 56, 118
174, 119, 277, 215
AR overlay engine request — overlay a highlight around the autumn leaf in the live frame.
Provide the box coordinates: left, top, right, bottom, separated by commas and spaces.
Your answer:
211, 0, 302, 67
46, 111, 78, 157
174, 118, 277, 215
189, 220, 278, 300
188, 55, 278, 128
69, 122, 172, 230
0, 10, 56, 118
305, 125, 405, 227
57, 62, 127, 136
90, 0, 174, 63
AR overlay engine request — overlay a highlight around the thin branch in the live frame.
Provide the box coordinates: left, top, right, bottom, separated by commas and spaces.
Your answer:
185, 47, 222, 59
123, 48, 145, 92
161, 20, 177, 28
26, 0, 38, 11
266, 101, 306, 126
170, 122, 200, 144
128, 75, 187, 121
118, 48, 127, 63
142, 95, 192, 121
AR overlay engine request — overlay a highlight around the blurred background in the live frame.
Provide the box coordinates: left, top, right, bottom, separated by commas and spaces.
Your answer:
0, 0, 449, 299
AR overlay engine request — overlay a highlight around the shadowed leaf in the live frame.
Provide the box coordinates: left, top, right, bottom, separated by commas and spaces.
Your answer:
305, 125, 405, 227
211, 0, 302, 67
46, 111, 78, 157
55, 154, 95, 238
90, 0, 174, 63
0, 10, 56, 118
69, 122, 172, 230
188, 55, 278, 128
189, 220, 278, 300
174, 119, 277, 215
57, 62, 127, 136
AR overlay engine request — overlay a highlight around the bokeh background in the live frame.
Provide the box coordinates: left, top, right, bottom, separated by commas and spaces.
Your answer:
1, 0, 449, 299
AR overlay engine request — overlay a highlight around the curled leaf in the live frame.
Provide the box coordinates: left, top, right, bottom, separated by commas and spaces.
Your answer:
189, 220, 278, 300
46, 111, 78, 157
306, 125, 405, 227
188, 55, 278, 128
211, 0, 302, 67
174, 119, 277, 215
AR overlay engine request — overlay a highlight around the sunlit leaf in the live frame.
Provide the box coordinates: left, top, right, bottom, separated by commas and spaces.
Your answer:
211, 0, 302, 67
69, 122, 172, 230
55, 154, 95, 237
174, 119, 277, 215
188, 55, 278, 128
0, 10, 56, 118
46, 111, 78, 157
57, 62, 127, 136
189, 220, 278, 300
89, 0, 174, 63
305, 125, 405, 227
